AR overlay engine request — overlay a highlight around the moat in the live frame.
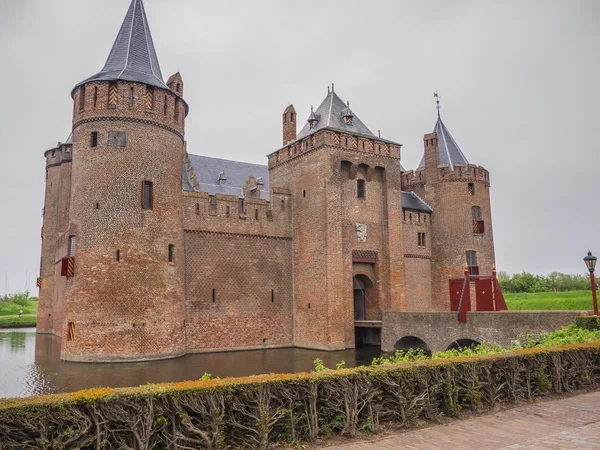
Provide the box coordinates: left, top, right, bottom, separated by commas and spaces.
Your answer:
0, 328, 381, 399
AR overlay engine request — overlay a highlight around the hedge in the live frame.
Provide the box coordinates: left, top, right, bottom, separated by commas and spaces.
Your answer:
1, 343, 599, 449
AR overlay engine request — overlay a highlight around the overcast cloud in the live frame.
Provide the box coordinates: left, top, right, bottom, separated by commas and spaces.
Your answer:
0, 0, 598, 295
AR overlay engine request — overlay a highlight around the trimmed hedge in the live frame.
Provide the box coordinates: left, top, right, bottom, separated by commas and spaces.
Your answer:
0, 344, 599, 449
574, 316, 600, 331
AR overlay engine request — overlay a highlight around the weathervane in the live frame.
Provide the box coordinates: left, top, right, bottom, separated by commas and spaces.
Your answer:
433, 91, 441, 119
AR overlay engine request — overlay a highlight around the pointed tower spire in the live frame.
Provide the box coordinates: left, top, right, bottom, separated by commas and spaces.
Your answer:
73, 0, 168, 93
418, 94, 469, 170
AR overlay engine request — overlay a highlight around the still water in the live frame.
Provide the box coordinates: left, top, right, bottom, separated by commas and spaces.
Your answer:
0, 328, 381, 399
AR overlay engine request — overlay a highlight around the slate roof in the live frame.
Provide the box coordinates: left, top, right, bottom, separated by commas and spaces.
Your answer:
297, 89, 376, 140
418, 117, 469, 171
401, 191, 433, 212
184, 154, 271, 201
73, 0, 173, 95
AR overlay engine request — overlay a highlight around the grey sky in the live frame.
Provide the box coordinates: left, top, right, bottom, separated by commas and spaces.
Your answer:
0, 0, 598, 295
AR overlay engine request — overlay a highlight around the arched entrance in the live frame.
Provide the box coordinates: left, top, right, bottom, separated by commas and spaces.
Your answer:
353, 274, 381, 346
353, 274, 372, 321
446, 338, 481, 351
394, 336, 432, 355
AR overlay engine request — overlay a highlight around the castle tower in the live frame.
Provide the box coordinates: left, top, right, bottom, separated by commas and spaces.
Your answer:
268, 86, 406, 350
404, 98, 494, 310
37, 136, 73, 336
56, 0, 189, 361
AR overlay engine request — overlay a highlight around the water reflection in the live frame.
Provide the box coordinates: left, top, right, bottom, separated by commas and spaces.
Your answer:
0, 329, 381, 399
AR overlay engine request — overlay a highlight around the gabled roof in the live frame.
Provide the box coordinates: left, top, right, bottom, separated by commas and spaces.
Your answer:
297, 89, 375, 140
73, 0, 168, 93
402, 191, 433, 213
183, 154, 271, 201
418, 117, 469, 171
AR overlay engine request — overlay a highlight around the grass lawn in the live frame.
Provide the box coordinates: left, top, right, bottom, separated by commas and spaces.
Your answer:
505, 291, 594, 310
0, 299, 38, 316
0, 315, 36, 327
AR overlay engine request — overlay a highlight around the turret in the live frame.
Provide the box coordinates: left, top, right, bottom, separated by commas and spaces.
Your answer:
60, 0, 188, 361
406, 97, 495, 311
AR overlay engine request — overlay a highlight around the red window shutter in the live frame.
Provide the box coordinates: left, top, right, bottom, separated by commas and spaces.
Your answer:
61, 257, 69, 276
480, 221, 485, 233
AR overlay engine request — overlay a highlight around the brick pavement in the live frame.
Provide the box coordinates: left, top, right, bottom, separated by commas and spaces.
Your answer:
322, 390, 600, 449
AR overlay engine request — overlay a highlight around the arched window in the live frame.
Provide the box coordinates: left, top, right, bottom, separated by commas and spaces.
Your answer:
466, 251, 478, 275
472, 206, 484, 233
68, 235, 77, 257
357, 179, 365, 199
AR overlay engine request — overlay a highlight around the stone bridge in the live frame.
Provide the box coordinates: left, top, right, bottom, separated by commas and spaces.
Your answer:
381, 311, 589, 353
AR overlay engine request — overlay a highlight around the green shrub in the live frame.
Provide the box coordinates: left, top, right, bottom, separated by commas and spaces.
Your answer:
574, 316, 600, 331
1, 344, 598, 449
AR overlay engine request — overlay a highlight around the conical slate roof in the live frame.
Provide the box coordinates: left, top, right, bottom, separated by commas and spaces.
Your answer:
418, 117, 469, 170
297, 88, 375, 140
73, 0, 168, 93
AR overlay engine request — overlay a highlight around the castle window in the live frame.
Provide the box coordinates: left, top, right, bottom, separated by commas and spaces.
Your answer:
116, 250, 120, 262
129, 87, 134, 107
418, 232, 426, 248
67, 322, 75, 341
212, 288, 216, 303
255, 209, 259, 220
90, 132, 98, 148
195, 203, 200, 215
174, 98, 180, 122
168, 244, 175, 263
466, 251, 479, 275
468, 183, 475, 195
271, 289, 275, 303
281, 199, 285, 209
357, 179, 365, 199
108, 81, 118, 106
68, 235, 77, 257
303, 190, 306, 198
409, 213, 412, 224
239, 198, 244, 213
472, 206, 484, 234
93, 87, 98, 108
145, 86, 154, 110
176, 83, 181, 92
142, 181, 153, 210
226, 206, 230, 217
164, 95, 168, 115
291, 112, 295, 122
79, 85, 86, 112
95, 203, 99, 210
209, 195, 216, 209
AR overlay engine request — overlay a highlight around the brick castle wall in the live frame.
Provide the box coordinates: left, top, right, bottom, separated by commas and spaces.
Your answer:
402, 209, 433, 311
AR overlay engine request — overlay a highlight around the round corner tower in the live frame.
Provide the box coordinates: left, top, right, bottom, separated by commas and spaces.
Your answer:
62, 0, 189, 361
404, 110, 495, 311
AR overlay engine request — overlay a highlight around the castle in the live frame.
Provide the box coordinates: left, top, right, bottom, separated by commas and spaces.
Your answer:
37, 0, 495, 362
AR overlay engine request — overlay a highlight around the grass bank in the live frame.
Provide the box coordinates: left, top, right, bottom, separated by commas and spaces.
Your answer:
505, 291, 594, 310
0, 315, 36, 328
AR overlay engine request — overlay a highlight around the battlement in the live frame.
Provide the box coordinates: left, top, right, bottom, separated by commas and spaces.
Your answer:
44, 142, 72, 168
402, 163, 490, 188
267, 129, 401, 169
182, 188, 293, 238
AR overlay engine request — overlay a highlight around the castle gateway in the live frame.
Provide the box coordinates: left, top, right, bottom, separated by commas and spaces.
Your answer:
37, 0, 495, 362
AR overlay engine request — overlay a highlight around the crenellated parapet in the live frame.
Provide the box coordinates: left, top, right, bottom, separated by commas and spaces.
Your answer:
402, 163, 490, 189
268, 129, 401, 169
44, 141, 73, 169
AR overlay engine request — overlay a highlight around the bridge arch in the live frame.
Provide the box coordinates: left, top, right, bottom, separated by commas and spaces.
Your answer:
445, 338, 481, 351
394, 336, 432, 355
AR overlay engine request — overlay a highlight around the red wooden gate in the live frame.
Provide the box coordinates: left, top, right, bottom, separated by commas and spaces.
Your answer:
475, 278, 494, 311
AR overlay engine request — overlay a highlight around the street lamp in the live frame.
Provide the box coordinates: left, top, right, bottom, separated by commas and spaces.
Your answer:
584, 251, 598, 316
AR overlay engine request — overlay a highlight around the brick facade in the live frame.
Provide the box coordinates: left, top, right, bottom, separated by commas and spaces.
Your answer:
36, 2, 498, 362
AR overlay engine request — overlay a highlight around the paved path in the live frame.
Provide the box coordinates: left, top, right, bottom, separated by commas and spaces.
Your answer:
323, 390, 600, 449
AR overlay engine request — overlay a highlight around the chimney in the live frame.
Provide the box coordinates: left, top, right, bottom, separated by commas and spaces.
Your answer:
282, 104, 296, 146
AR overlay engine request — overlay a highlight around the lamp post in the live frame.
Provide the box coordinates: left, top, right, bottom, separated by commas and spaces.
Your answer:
584, 251, 598, 316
